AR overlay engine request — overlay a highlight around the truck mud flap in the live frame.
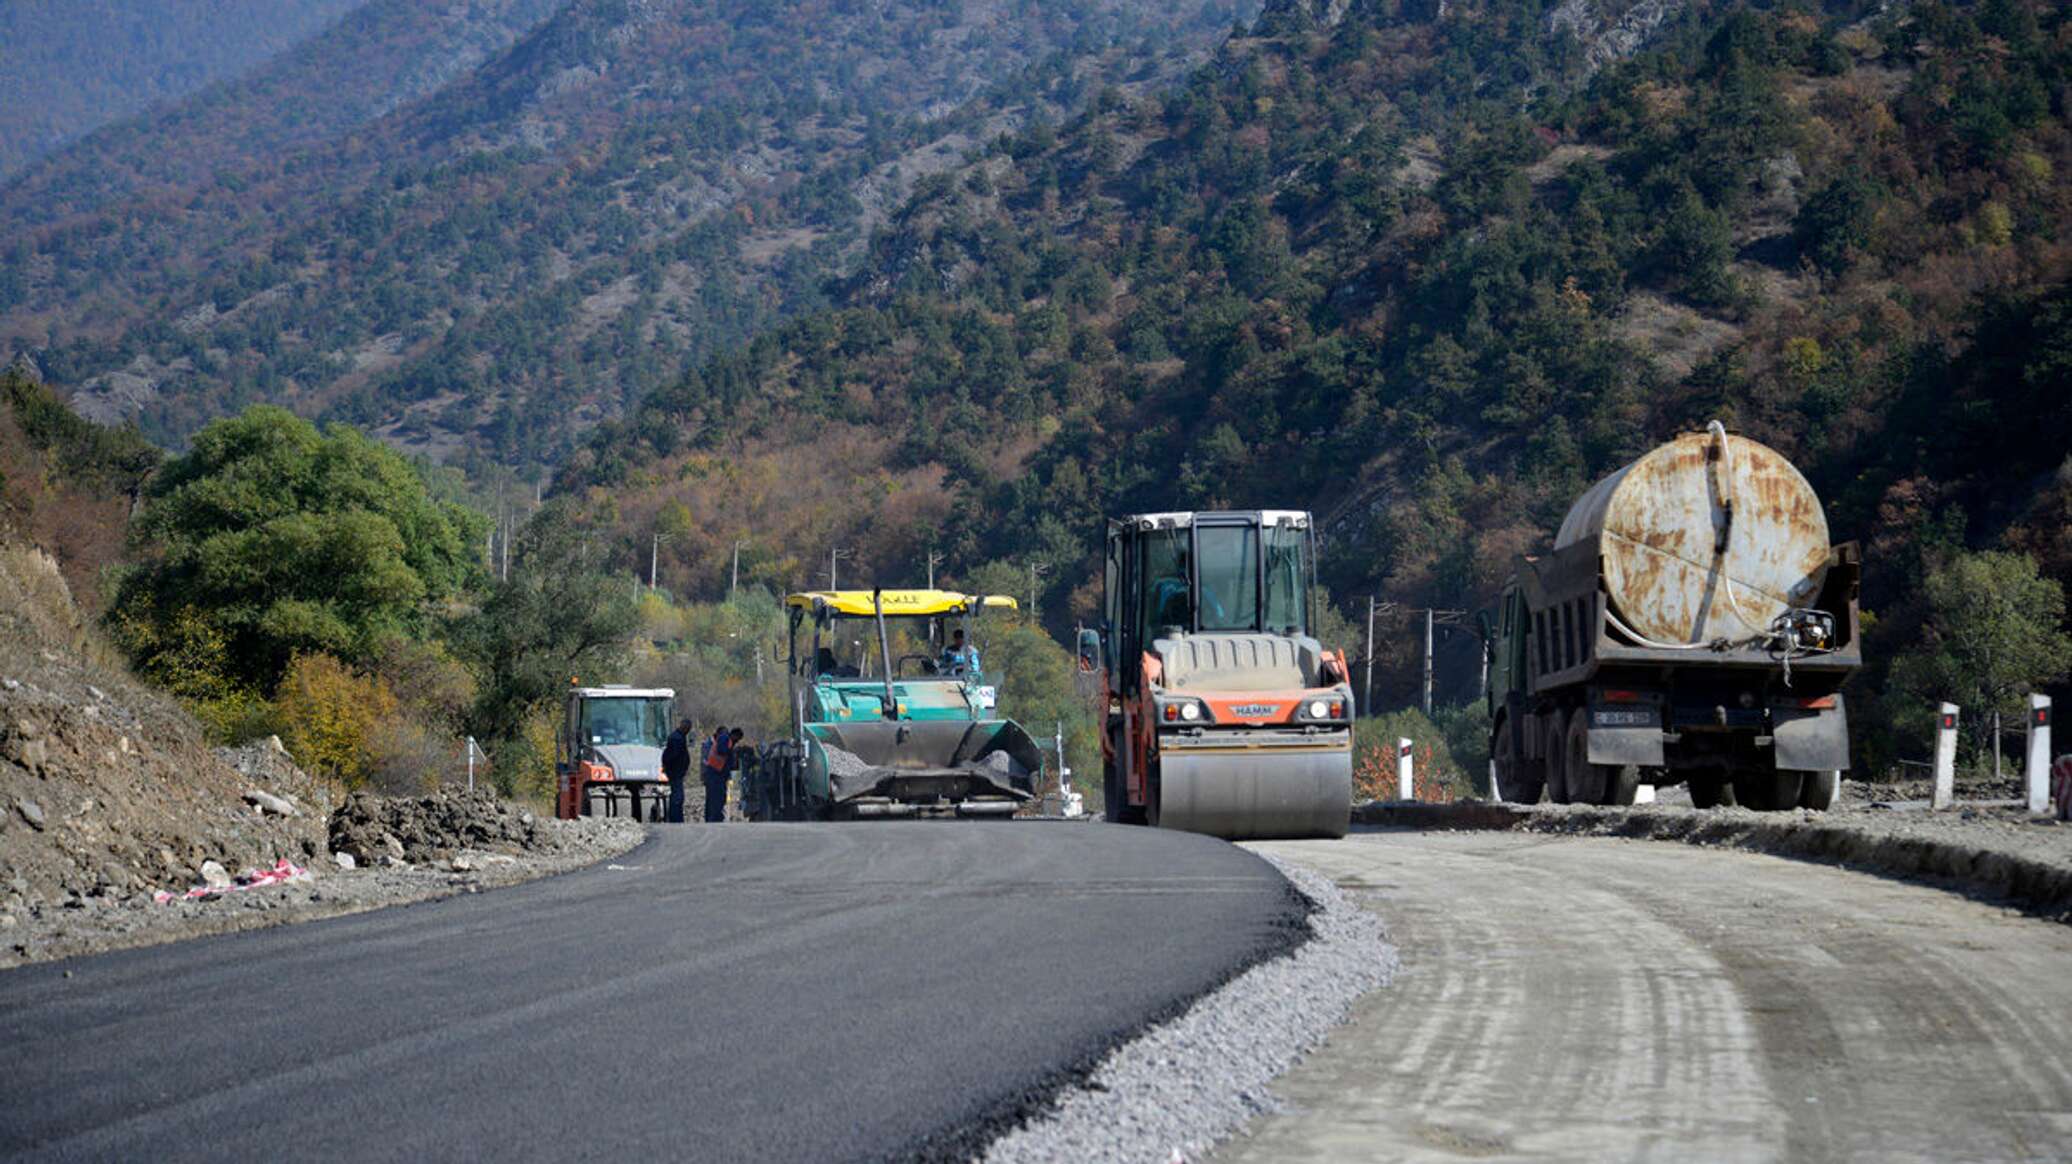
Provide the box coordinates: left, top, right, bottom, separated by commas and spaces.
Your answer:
1771, 695, 1850, 772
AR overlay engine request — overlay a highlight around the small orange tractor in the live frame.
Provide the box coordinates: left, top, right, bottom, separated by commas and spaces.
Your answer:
554, 685, 677, 820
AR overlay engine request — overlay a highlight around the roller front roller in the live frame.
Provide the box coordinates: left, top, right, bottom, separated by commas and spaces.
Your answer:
1156, 746, 1352, 840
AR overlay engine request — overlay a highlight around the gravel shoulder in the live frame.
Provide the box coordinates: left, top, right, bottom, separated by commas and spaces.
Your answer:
981, 854, 1397, 1164
1355, 788, 2072, 923
1222, 832, 2072, 1163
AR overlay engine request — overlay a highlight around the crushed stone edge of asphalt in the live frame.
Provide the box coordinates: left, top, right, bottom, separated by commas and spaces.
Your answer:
966, 852, 1399, 1164
1356, 801, 2072, 924
1, 820, 650, 971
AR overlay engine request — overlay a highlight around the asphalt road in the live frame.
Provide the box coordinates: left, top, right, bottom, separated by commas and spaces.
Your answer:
1219, 831, 2072, 1164
0, 822, 1299, 1163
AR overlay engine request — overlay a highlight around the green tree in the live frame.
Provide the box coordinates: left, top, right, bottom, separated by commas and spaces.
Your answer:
454, 504, 640, 794
1891, 551, 2072, 757
110, 406, 483, 693
1794, 172, 1880, 275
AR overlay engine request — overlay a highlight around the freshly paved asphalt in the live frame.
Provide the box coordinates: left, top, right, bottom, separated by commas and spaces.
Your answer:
0, 822, 1300, 1162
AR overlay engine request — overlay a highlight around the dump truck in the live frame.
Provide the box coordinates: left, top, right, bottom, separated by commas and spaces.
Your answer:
554, 684, 677, 820
749, 589, 1044, 819
1484, 422, 1862, 810
1084, 510, 1355, 839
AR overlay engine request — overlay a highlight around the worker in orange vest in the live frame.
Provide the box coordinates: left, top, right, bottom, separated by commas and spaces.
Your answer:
701, 725, 733, 823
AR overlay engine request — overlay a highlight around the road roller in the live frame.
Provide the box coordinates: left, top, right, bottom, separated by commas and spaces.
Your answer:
1483, 422, 1862, 811
1084, 510, 1355, 839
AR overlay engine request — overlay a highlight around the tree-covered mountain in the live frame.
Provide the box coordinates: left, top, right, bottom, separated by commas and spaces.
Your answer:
0, 0, 368, 179
554, 0, 2071, 749
2, 0, 1259, 468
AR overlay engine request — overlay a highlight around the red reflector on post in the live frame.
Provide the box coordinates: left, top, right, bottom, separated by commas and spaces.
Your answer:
1941, 714, 1956, 730
2039, 708, 2052, 726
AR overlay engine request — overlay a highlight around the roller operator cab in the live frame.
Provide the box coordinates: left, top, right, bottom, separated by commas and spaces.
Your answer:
1090, 511, 1355, 839
555, 685, 676, 821
1483, 423, 1862, 811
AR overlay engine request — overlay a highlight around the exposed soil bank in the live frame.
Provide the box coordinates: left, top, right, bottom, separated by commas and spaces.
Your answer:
1354, 798, 2072, 923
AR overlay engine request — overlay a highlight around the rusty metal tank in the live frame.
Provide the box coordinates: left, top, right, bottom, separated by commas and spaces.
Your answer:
1554, 424, 1830, 645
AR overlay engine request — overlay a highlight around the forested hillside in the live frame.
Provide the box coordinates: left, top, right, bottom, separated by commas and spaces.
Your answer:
559, 0, 2071, 752
0, 0, 365, 179
2, 0, 1257, 468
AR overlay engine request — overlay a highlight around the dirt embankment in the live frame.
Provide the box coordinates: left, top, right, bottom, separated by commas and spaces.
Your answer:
0, 544, 643, 969
1355, 792, 2072, 923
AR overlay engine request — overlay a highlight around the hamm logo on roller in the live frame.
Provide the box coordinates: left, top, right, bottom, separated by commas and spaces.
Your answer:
1228, 703, 1283, 718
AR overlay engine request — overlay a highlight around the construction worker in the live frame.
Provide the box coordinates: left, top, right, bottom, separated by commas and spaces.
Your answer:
701, 724, 733, 823
940, 627, 980, 675
662, 717, 693, 823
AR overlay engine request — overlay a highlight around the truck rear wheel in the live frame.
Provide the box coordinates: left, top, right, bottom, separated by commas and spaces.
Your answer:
1689, 777, 1735, 809
1604, 765, 1643, 806
1492, 713, 1544, 804
1732, 770, 1803, 811
1545, 712, 1573, 804
1798, 771, 1840, 811
1564, 713, 1608, 805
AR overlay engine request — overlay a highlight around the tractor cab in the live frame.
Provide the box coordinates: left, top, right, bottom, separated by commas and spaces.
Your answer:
554, 685, 676, 820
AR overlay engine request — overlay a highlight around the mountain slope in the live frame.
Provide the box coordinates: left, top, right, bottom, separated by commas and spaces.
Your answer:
2, 0, 1259, 466
0, 0, 366, 179
555, 0, 2071, 714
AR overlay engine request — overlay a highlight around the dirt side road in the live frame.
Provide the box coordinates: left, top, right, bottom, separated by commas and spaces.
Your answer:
1220, 832, 2072, 1164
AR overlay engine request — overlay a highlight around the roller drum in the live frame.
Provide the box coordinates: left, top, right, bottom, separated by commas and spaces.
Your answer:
1155, 749, 1352, 840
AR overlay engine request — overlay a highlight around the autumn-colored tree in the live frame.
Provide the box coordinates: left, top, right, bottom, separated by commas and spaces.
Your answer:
275, 653, 400, 787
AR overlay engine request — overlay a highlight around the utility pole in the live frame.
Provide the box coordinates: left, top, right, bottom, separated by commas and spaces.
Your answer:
731, 539, 746, 598
1028, 561, 1050, 620
1364, 595, 1377, 716
829, 547, 853, 590
1424, 607, 1435, 717
926, 549, 945, 591
650, 532, 669, 592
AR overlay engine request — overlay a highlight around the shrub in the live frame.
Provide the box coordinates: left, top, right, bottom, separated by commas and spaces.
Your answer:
275, 653, 400, 787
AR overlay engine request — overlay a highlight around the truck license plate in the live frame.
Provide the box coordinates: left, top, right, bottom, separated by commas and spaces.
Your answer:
1594, 709, 1652, 727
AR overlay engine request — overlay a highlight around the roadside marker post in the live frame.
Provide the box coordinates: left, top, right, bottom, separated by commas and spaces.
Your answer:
1932, 704, 1958, 810
1488, 759, 1501, 803
1397, 738, 1413, 802
2024, 695, 2051, 815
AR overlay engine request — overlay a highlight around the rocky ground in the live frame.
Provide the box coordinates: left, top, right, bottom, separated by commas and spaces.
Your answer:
3, 786, 644, 969
0, 544, 643, 970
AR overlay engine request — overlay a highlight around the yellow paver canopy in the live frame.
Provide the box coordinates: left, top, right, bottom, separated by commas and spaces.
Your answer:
784, 589, 1019, 617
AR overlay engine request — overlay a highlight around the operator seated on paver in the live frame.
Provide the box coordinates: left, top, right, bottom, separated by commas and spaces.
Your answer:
939, 627, 980, 676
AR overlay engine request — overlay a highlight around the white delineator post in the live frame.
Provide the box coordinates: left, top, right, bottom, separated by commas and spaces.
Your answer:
1488, 758, 1502, 803
466, 736, 478, 793
1397, 738, 1414, 802
1932, 703, 1959, 809
2024, 694, 2051, 815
